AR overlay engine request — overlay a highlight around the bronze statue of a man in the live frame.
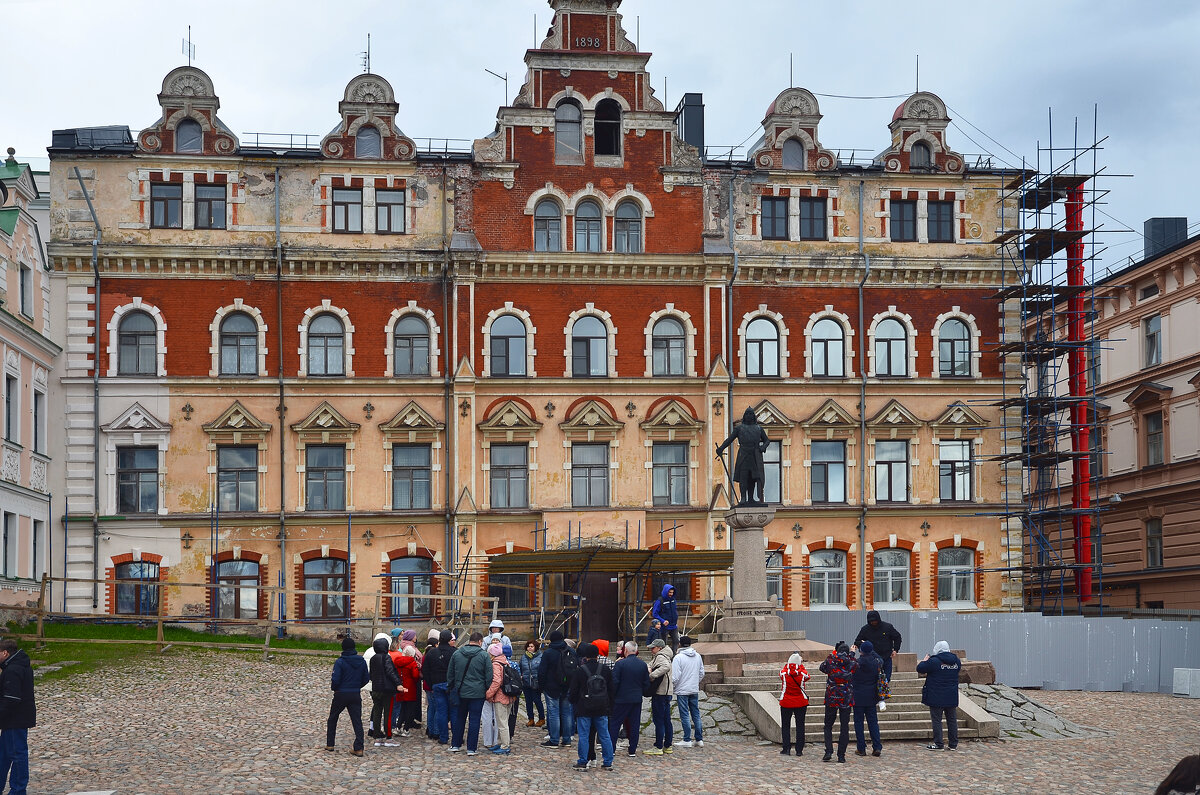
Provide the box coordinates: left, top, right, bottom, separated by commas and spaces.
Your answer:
716, 406, 772, 506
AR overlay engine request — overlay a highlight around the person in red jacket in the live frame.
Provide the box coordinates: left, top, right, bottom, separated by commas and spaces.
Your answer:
391, 646, 421, 736
778, 652, 810, 756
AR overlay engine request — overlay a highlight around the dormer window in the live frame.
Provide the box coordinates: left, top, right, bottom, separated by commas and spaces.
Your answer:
555, 101, 583, 165
911, 141, 932, 169
176, 119, 202, 154
355, 125, 382, 159
783, 139, 806, 170
595, 99, 622, 157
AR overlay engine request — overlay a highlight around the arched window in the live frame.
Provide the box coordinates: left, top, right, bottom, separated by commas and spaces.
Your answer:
555, 101, 583, 164
217, 559, 259, 619
534, 199, 563, 252
118, 311, 157, 376
873, 548, 910, 605
574, 200, 602, 252
115, 561, 159, 615
355, 125, 382, 159
302, 557, 347, 619
571, 315, 608, 377
490, 315, 527, 377
875, 318, 907, 377
614, 201, 643, 253
812, 318, 845, 377
392, 315, 430, 376
938, 319, 971, 377
219, 312, 257, 376
782, 138, 806, 170
747, 317, 779, 377
937, 547, 975, 605
390, 556, 434, 618
809, 550, 845, 607
595, 98, 622, 157
766, 550, 784, 605
176, 119, 203, 154
307, 314, 345, 377
652, 316, 686, 376
911, 141, 932, 168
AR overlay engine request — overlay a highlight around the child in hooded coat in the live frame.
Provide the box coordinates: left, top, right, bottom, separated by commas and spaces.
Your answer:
392, 646, 421, 734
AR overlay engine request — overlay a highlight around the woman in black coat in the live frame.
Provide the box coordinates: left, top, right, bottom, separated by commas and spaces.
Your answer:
917, 640, 961, 750
849, 641, 883, 757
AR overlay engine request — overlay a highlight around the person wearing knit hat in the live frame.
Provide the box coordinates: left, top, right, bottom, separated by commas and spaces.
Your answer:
424, 631, 457, 744
567, 642, 614, 770
917, 640, 961, 750
850, 640, 884, 757
328, 636, 370, 756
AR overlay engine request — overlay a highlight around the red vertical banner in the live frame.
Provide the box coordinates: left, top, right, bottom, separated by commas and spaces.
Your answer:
1066, 187, 1092, 601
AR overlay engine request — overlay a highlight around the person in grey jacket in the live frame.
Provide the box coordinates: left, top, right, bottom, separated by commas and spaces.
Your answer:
671, 636, 705, 747
643, 639, 675, 755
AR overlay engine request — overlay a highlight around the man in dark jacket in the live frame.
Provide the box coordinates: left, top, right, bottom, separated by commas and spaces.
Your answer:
537, 630, 575, 747
0, 640, 35, 795
651, 585, 680, 651
445, 632, 491, 754
917, 640, 961, 750
368, 636, 403, 744
853, 610, 902, 682
423, 631, 455, 744
328, 636, 370, 756
610, 640, 649, 756
567, 643, 614, 770
850, 641, 884, 757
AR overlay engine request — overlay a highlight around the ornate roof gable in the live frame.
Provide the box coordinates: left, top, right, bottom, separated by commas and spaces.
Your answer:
754, 87, 837, 171
138, 66, 238, 156
750, 399, 795, 430
868, 399, 923, 430
930, 402, 986, 432
321, 74, 416, 161
878, 91, 964, 174
802, 399, 857, 428
478, 399, 543, 442
640, 398, 704, 440
559, 399, 624, 442
379, 401, 445, 443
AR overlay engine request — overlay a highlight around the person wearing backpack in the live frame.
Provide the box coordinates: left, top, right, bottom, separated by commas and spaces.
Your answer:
610, 641, 649, 756
643, 638, 675, 755
537, 630, 576, 748
567, 643, 615, 771
445, 632, 492, 755
651, 585, 680, 652
485, 643, 517, 755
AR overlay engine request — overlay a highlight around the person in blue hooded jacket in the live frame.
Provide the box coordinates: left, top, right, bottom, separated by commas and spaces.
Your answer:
850, 640, 884, 757
917, 640, 961, 750
652, 585, 680, 651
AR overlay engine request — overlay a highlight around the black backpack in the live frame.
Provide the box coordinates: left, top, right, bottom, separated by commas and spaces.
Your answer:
557, 646, 581, 688
501, 664, 523, 698
582, 663, 609, 710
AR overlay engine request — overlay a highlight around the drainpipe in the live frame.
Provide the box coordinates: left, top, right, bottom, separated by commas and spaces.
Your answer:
725, 170, 738, 446
441, 165, 455, 598
274, 166, 287, 634
856, 180, 870, 610
73, 167, 101, 609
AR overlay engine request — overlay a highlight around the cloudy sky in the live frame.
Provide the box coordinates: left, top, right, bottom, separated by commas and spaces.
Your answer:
3, 0, 1197, 273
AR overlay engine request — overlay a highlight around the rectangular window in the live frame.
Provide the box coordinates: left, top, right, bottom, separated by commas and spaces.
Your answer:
305, 445, 346, 511
761, 197, 789, 240
332, 188, 363, 233
217, 446, 258, 512
3, 376, 15, 442
489, 572, 531, 611
811, 441, 846, 504
890, 200, 917, 242
32, 519, 43, 581
1087, 338, 1102, 386
392, 445, 432, 510
1146, 518, 1163, 569
1, 513, 13, 579
117, 446, 158, 513
797, 198, 826, 240
938, 440, 971, 501
875, 440, 908, 502
376, 189, 406, 233
19, 265, 33, 318
150, 183, 182, 229
194, 184, 227, 229
763, 441, 782, 504
1144, 314, 1161, 367
928, 200, 955, 242
652, 442, 689, 506
1140, 283, 1159, 300
32, 391, 45, 455
571, 444, 609, 508
490, 445, 528, 509
1145, 411, 1164, 466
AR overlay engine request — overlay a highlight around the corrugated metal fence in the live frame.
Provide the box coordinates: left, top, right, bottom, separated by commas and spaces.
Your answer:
781, 610, 1200, 693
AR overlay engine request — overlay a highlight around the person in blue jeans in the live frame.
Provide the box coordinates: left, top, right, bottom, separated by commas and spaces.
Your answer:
652, 585, 680, 652
0, 640, 35, 794
445, 632, 492, 754
850, 640, 884, 757
537, 630, 575, 747
567, 643, 614, 770
423, 632, 455, 743
643, 639, 674, 755
670, 635, 705, 747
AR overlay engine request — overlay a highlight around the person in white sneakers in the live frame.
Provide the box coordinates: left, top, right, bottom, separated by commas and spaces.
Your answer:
670, 636, 705, 748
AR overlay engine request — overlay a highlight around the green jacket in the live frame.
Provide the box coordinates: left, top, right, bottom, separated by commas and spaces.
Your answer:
446, 644, 492, 699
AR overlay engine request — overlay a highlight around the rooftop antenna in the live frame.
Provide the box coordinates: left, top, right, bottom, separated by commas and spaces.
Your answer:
790, 53, 794, 88
485, 68, 509, 106
361, 33, 371, 73
181, 25, 196, 66
915, 54, 919, 93
664, 76, 668, 109
637, 16, 640, 51
534, 14, 537, 48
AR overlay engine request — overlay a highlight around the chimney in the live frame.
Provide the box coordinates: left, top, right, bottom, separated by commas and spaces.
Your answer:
674, 93, 705, 156
1144, 217, 1188, 260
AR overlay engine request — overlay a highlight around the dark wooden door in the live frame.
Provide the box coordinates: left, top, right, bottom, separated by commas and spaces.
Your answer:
578, 574, 619, 643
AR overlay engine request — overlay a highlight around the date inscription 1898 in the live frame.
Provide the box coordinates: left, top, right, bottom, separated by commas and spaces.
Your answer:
575, 37, 602, 48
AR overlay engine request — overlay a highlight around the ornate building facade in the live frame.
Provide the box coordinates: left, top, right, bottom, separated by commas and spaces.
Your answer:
46, 0, 1021, 632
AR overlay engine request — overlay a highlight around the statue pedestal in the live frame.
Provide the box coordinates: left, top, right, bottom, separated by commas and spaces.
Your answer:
713, 506, 785, 635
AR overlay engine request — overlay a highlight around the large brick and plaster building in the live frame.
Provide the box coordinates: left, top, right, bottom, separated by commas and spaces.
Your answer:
45, 0, 1022, 634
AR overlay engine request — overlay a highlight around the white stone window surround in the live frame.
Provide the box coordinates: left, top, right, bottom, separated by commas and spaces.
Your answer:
482, 302, 537, 378
756, 182, 842, 241
800, 541, 853, 611
525, 182, 654, 253
930, 433, 984, 505
641, 437, 701, 509
545, 88, 635, 167
295, 439, 357, 512
931, 537, 982, 610
524, 184, 571, 251
3, 351, 20, 448
563, 303, 618, 378
643, 304, 698, 377
803, 305, 855, 378
866, 306, 918, 378
480, 440, 539, 511
931, 306, 982, 379
737, 304, 791, 378
104, 431, 170, 517
382, 439, 443, 512
297, 300, 355, 378
865, 433, 920, 506
877, 185, 965, 245
866, 540, 913, 610
315, 173, 410, 235
106, 298, 167, 378
385, 301, 441, 378
122, 168, 242, 232
208, 299, 269, 377
203, 436, 270, 515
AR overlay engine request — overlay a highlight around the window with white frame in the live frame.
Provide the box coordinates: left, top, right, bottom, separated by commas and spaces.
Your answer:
875, 440, 908, 502
571, 316, 608, 377
809, 549, 845, 606
392, 315, 430, 376
303, 558, 347, 619
195, 185, 227, 230
118, 311, 158, 376
873, 548, 910, 605
490, 315, 527, 377
652, 316, 686, 376
117, 447, 158, 513
763, 441, 782, 504
747, 318, 780, 377
390, 557, 433, 618
652, 442, 689, 506
376, 189, 405, 233
307, 314, 345, 377
534, 200, 563, 252
614, 201, 643, 253
555, 101, 584, 165
938, 440, 971, 501
811, 441, 846, 503
937, 547, 975, 604
490, 445, 529, 509
874, 318, 908, 377
392, 445, 432, 510
575, 200, 603, 252
217, 559, 259, 619
332, 189, 363, 233
938, 319, 971, 377
811, 318, 845, 377
219, 312, 258, 376
571, 444, 609, 508
305, 445, 346, 511
217, 445, 257, 512
1143, 314, 1162, 367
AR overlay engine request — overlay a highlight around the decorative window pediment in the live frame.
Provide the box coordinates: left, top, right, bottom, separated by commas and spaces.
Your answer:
559, 399, 624, 443
639, 398, 704, 441
201, 401, 271, 444
478, 399, 542, 443
931, 402, 986, 434
868, 399, 923, 437
802, 399, 857, 431
1124, 381, 1171, 407
751, 399, 795, 432
379, 401, 445, 444
103, 403, 172, 434
290, 401, 360, 443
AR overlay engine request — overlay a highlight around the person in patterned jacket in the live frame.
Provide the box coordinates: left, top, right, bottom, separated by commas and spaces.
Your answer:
819, 642, 858, 763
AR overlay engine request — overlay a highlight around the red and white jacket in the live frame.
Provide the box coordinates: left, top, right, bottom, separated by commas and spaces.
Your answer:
778, 662, 810, 708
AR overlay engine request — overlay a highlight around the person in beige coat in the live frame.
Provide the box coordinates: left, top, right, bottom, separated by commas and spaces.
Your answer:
485, 643, 515, 754
643, 638, 675, 755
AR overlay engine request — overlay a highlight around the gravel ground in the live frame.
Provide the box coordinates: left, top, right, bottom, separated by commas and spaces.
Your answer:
27, 651, 1194, 794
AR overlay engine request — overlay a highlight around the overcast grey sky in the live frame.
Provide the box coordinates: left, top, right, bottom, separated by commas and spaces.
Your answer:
3, 0, 1197, 273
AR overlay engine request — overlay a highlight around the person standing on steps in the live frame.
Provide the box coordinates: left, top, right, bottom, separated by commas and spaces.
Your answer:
853, 610, 903, 683
610, 640, 649, 757
327, 636, 370, 757
819, 641, 856, 763
918, 640, 962, 751
850, 641, 885, 758
643, 638, 675, 755
652, 585, 680, 652
778, 652, 810, 756
671, 636, 705, 748
0, 639, 36, 794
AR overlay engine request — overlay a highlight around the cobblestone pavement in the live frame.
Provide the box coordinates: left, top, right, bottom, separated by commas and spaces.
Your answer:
31, 652, 1194, 794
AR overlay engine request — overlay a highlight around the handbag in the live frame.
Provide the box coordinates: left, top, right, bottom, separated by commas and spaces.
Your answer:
643, 672, 664, 698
